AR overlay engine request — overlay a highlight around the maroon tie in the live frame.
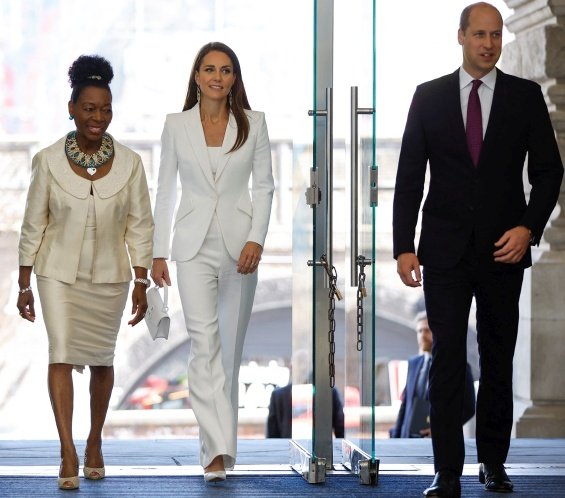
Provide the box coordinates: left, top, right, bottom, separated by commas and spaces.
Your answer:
466, 79, 483, 167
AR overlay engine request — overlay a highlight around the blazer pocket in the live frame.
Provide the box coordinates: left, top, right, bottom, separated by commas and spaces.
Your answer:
236, 195, 253, 218
174, 198, 195, 226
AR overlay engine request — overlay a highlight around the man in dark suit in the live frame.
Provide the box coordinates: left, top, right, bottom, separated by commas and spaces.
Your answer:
266, 384, 345, 438
393, 3, 563, 496
390, 312, 475, 439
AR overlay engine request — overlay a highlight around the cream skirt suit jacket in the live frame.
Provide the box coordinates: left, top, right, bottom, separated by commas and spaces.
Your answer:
153, 106, 274, 468
19, 136, 154, 369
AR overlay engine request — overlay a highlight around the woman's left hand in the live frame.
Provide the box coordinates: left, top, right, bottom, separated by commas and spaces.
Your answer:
128, 283, 148, 326
237, 241, 263, 274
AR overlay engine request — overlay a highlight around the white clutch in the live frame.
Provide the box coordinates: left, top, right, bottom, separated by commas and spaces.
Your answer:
145, 284, 170, 340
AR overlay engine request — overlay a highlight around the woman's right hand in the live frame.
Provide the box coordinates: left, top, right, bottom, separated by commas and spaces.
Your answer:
17, 266, 35, 322
17, 290, 36, 322
151, 258, 172, 287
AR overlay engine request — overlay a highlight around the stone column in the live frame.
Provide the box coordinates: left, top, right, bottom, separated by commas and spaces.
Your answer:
502, 0, 565, 437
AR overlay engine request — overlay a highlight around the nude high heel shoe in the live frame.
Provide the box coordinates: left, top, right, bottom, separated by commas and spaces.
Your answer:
58, 458, 79, 490
83, 450, 105, 480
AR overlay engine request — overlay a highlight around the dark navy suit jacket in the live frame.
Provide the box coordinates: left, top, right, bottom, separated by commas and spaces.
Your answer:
266, 384, 345, 438
393, 68, 563, 270
390, 355, 476, 438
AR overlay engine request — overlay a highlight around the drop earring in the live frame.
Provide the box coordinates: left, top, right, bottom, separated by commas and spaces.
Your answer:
68, 115, 74, 120
196, 86, 200, 103
229, 91, 233, 107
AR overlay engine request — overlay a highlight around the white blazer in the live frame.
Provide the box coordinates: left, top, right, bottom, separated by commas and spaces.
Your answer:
153, 106, 275, 262
19, 135, 154, 284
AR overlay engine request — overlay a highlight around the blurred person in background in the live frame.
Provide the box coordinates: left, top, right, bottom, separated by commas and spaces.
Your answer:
390, 311, 475, 438
151, 42, 274, 483
17, 54, 154, 490
266, 349, 345, 439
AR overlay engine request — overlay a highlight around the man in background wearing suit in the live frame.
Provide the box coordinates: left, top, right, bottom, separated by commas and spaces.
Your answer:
390, 312, 475, 439
266, 349, 345, 439
393, 3, 563, 496
266, 384, 345, 439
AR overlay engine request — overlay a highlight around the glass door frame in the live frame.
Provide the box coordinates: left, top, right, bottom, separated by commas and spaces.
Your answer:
290, 0, 378, 486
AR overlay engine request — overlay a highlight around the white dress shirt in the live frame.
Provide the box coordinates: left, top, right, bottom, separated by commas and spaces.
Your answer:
459, 66, 497, 138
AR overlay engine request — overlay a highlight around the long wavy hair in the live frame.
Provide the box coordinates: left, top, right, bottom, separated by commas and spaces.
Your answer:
183, 42, 250, 152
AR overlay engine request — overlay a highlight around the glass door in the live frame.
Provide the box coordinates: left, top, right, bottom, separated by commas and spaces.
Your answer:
290, 0, 336, 483
338, 0, 379, 484
291, 0, 377, 485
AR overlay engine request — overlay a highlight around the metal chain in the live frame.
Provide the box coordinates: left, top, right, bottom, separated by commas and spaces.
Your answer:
357, 256, 367, 351
319, 254, 342, 387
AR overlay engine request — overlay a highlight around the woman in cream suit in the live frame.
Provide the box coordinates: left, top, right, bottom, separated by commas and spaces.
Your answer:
152, 42, 274, 482
17, 55, 154, 490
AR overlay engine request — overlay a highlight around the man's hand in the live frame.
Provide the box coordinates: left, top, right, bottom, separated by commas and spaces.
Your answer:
397, 252, 422, 287
420, 427, 431, 437
493, 226, 531, 264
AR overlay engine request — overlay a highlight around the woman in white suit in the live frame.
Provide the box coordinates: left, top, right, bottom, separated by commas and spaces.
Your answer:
152, 42, 274, 482
17, 55, 154, 490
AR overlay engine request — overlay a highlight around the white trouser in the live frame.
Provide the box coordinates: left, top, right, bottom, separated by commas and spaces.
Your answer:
176, 215, 257, 469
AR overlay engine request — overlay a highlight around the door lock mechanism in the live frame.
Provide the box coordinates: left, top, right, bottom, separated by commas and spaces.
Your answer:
305, 168, 321, 207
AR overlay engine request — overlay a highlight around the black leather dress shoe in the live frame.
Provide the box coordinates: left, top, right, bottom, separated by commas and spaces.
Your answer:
423, 470, 461, 497
479, 463, 514, 493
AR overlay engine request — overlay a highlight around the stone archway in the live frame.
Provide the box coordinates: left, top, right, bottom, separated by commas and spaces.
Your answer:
501, 0, 565, 437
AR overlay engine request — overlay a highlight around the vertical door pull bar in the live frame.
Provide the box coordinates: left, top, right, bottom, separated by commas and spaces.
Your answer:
308, 87, 334, 273
350, 86, 375, 286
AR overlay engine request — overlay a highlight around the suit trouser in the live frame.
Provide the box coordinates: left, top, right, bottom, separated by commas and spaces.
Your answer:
176, 215, 257, 469
423, 246, 523, 475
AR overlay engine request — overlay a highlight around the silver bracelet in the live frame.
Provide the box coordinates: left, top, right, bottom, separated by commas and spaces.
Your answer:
133, 277, 151, 288
18, 286, 32, 294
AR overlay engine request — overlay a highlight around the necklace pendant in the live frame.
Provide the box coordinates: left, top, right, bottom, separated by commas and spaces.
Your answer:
87, 167, 97, 176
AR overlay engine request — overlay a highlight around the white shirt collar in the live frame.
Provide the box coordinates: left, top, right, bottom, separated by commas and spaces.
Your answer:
459, 66, 497, 91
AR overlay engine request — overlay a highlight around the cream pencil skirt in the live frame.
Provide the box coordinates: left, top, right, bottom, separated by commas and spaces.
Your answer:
37, 196, 129, 372
176, 214, 257, 469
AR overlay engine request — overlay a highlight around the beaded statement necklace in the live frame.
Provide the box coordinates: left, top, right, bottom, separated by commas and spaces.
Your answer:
65, 131, 114, 175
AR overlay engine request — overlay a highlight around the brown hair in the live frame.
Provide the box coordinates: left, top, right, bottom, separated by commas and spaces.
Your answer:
183, 42, 250, 152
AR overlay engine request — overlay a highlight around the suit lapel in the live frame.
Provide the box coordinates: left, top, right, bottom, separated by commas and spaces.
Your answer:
479, 68, 505, 167
215, 113, 236, 182
407, 355, 425, 400
47, 134, 133, 199
184, 106, 215, 188
446, 70, 470, 162
47, 136, 91, 199
95, 137, 133, 198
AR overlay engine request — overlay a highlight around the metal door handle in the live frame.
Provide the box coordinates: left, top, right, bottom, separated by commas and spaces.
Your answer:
350, 86, 374, 286
308, 87, 334, 276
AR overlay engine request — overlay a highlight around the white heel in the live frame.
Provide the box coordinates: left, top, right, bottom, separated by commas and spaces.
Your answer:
204, 470, 226, 482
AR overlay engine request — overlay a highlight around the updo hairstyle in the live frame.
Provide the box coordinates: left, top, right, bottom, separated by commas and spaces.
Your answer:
68, 55, 114, 103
